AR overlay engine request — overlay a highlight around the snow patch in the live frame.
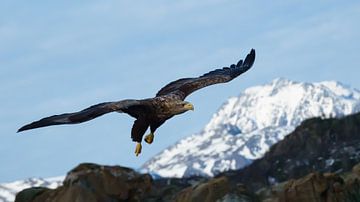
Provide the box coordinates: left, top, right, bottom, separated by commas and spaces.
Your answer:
0, 176, 63, 202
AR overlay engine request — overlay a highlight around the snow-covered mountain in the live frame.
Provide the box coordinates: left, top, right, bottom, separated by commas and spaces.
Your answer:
0, 177, 63, 202
141, 78, 360, 178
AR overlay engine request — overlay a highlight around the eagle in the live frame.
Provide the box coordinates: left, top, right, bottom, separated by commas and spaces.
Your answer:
18, 49, 255, 156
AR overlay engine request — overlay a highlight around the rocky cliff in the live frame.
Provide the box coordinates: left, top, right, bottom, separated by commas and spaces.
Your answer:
222, 111, 360, 191
15, 163, 360, 202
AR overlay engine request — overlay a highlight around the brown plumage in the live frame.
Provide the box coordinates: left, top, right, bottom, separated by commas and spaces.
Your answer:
18, 49, 255, 156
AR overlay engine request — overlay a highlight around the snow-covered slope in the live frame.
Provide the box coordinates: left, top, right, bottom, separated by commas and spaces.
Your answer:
0, 177, 63, 202
141, 78, 360, 178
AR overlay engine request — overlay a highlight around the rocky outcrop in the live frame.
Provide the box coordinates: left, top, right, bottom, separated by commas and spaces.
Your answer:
15, 163, 360, 202
222, 112, 360, 191
13, 163, 258, 202
259, 163, 360, 202
173, 176, 258, 202
16, 163, 152, 202
174, 177, 230, 202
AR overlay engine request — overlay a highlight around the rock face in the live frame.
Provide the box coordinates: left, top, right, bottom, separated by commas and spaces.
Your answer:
15, 163, 152, 202
15, 163, 259, 202
223, 112, 360, 191
142, 79, 360, 178
174, 177, 230, 202
15, 163, 360, 202
173, 177, 258, 202
260, 168, 360, 202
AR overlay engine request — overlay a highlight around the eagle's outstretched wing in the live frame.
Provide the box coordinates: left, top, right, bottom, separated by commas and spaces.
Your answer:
156, 49, 255, 100
17, 99, 143, 132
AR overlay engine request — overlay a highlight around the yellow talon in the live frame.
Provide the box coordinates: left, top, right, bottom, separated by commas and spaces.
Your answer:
144, 133, 154, 144
135, 142, 142, 156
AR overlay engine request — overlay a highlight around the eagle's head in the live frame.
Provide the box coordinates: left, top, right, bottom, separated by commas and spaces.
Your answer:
173, 101, 194, 115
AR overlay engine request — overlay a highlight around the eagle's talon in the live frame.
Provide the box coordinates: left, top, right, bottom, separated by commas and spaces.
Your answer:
135, 142, 142, 156
144, 133, 154, 144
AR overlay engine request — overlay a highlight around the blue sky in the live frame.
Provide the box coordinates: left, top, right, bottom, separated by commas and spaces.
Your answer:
1, 1, 360, 182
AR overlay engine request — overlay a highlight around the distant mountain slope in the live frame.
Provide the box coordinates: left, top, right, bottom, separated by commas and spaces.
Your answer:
222, 111, 360, 191
142, 78, 360, 177
0, 177, 63, 202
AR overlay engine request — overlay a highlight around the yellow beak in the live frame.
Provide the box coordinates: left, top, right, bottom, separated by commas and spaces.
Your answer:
184, 103, 194, 111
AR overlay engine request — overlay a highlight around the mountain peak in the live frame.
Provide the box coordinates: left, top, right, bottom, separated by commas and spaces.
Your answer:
271, 77, 294, 85
142, 79, 360, 178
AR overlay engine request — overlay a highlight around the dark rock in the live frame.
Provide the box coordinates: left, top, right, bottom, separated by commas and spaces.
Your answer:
15, 187, 50, 202
259, 164, 360, 202
222, 112, 360, 191
173, 176, 259, 202
173, 177, 230, 202
15, 163, 360, 202
16, 163, 152, 202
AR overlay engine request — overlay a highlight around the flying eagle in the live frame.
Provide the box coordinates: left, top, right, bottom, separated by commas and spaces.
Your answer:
18, 49, 255, 156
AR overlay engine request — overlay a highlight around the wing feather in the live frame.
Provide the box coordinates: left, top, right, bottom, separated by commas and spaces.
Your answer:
156, 49, 255, 99
17, 99, 142, 132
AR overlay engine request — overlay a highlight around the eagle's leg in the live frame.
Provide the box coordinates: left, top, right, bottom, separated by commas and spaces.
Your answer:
144, 132, 154, 144
135, 142, 142, 156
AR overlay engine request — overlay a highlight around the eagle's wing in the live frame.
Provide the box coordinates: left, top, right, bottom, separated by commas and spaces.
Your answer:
17, 99, 144, 132
156, 49, 255, 100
